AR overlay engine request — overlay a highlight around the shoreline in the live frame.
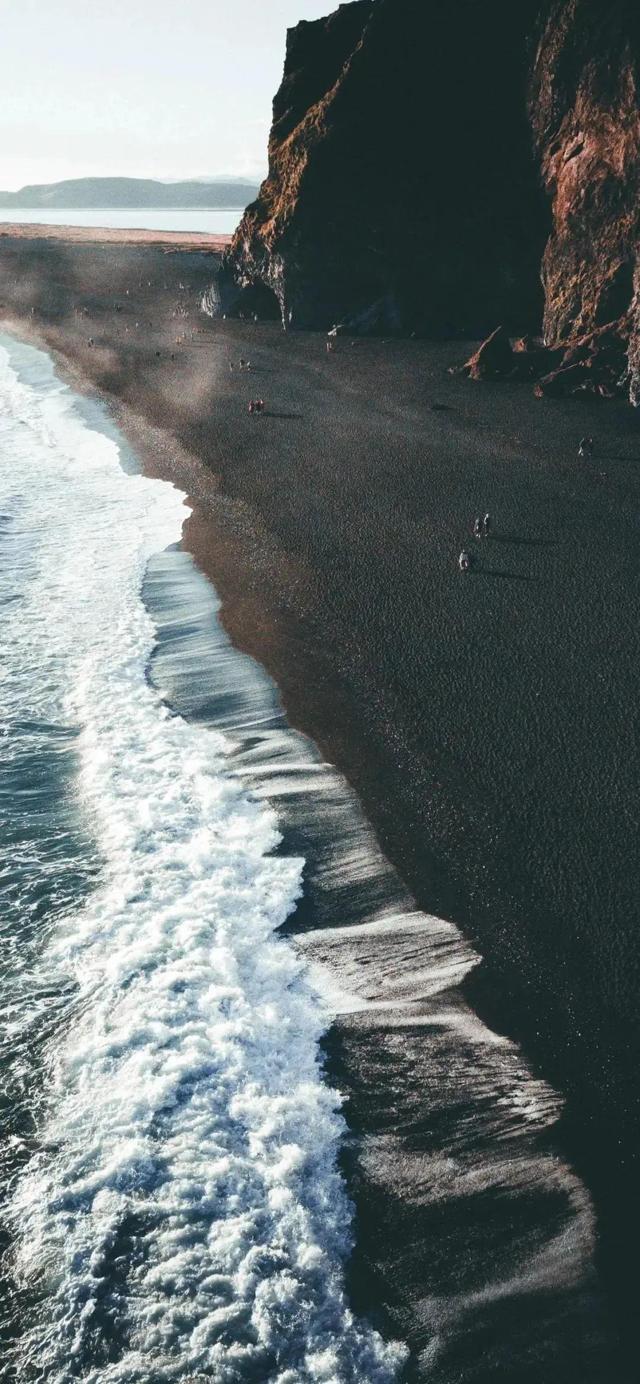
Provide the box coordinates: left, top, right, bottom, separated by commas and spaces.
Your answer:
0, 220, 232, 249
2, 324, 618, 1380
1, 230, 638, 1373
0, 330, 412, 1382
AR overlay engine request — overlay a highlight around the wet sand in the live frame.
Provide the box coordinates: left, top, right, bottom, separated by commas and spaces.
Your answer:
0, 220, 230, 249
1, 230, 639, 1374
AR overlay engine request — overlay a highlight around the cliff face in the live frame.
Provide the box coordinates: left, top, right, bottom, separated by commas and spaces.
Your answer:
223, 0, 547, 335
530, 0, 640, 400
223, 0, 640, 401
531, 1, 640, 342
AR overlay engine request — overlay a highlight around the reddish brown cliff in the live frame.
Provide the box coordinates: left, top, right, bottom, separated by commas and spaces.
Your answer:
457, 2, 640, 401
222, 0, 547, 335
529, 0, 640, 400
531, 2, 640, 340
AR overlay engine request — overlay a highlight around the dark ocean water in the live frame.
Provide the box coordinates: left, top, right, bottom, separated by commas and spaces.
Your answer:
0, 333, 619, 1381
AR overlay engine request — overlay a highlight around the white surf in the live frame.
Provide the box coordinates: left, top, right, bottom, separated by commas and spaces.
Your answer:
0, 335, 405, 1383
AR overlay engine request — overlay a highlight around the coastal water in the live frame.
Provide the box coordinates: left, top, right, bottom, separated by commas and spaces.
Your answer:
0, 333, 618, 1382
0, 335, 402, 1382
0, 208, 242, 235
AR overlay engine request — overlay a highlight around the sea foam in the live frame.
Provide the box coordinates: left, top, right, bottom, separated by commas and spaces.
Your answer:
0, 337, 405, 1382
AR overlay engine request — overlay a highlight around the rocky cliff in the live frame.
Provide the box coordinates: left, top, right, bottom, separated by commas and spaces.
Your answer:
532, 1, 640, 341
223, 0, 640, 401
222, 0, 547, 335
530, 0, 640, 400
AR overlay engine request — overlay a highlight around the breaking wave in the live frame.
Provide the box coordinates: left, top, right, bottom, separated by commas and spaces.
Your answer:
0, 335, 404, 1382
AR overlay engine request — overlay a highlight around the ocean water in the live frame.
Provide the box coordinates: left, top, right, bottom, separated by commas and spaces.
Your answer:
0, 334, 403, 1382
0, 208, 241, 235
0, 331, 618, 1383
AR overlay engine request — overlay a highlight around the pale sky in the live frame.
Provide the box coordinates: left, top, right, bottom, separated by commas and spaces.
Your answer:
0, 0, 334, 190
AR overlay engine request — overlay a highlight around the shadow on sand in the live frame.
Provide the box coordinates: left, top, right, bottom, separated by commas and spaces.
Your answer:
475, 568, 533, 581
490, 534, 555, 547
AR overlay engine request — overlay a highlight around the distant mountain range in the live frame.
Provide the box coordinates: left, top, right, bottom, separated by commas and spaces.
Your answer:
0, 177, 259, 209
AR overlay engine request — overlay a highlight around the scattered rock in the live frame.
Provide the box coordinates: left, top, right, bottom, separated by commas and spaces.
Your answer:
535, 320, 630, 399
456, 327, 515, 381
456, 317, 630, 400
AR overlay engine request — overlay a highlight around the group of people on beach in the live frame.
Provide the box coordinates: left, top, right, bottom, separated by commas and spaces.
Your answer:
226, 355, 266, 413
458, 436, 596, 573
459, 513, 491, 572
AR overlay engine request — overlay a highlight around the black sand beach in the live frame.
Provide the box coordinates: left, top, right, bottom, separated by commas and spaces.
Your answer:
1, 230, 639, 1375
